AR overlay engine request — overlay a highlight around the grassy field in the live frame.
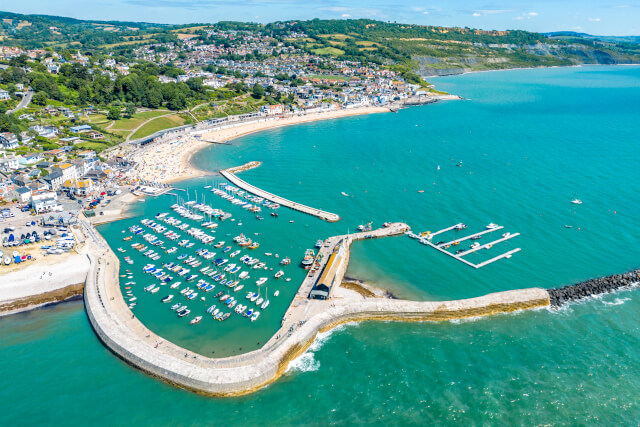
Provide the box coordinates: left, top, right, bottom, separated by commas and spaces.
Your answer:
75, 141, 113, 152
130, 114, 186, 139
285, 37, 315, 42
312, 47, 345, 56
111, 110, 171, 131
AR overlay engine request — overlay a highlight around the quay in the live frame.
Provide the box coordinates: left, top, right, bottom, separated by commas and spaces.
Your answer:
83, 218, 551, 396
220, 162, 341, 222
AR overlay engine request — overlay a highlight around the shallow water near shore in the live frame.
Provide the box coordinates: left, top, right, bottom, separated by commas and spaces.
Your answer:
2, 65, 640, 423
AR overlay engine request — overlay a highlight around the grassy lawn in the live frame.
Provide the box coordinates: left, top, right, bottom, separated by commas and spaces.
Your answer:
312, 47, 345, 56
111, 110, 171, 131
84, 113, 110, 126
131, 114, 186, 139
75, 141, 113, 151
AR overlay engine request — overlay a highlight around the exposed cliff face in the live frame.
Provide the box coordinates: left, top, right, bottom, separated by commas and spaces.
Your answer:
415, 45, 639, 77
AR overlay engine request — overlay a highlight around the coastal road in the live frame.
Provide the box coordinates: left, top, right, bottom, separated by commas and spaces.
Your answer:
7, 88, 33, 114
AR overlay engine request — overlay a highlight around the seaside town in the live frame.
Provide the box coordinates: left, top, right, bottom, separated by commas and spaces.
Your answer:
0, 21, 447, 234
2, 8, 640, 418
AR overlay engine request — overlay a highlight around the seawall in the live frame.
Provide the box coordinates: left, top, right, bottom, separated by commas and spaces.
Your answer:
548, 269, 640, 306
84, 233, 550, 396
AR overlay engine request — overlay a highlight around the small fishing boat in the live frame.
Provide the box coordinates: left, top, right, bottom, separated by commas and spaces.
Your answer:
161, 295, 174, 303
256, 277, 268, 286
274, 290, 280, 297
486, 223, 499, 230
190, 316, 202, 325
275, 270, 284, 279
571, 199, 583, 205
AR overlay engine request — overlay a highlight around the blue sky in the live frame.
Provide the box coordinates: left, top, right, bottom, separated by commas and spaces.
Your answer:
2, 0, 639, 35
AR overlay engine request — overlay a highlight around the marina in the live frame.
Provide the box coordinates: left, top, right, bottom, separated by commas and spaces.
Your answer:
416, 223, 521, 269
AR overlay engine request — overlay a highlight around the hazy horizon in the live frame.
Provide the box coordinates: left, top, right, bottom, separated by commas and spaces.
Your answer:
1, 0, 639, 36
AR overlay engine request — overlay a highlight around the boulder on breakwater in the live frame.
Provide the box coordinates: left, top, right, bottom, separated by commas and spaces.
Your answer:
548, 269, 640, 307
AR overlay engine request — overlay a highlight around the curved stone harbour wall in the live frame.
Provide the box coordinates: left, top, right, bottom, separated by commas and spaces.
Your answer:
84, 245, 550, 397
548, 269, 640, 306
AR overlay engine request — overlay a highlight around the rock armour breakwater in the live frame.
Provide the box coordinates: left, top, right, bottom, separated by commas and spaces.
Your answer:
548, 269, 640, 307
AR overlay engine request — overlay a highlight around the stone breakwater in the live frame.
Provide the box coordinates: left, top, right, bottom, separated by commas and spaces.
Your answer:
548, 269, 640, 307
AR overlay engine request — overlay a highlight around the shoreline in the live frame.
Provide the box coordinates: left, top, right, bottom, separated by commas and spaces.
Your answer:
427, 63, 640, 79
131, 105, 392, 185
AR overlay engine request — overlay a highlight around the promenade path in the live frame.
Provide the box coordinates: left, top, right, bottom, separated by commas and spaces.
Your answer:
220, 162, 341, 222
83, 219, 550, 396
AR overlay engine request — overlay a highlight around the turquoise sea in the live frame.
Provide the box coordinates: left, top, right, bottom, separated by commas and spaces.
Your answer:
2, 65, 640, 424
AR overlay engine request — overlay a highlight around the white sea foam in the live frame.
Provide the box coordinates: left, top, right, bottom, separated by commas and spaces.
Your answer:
286, 351, 320, 373
602, 297, 631, 306
286, 324, 349, 374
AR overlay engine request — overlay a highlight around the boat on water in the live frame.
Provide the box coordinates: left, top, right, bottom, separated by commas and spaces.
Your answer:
161, 295, 174, 303
251, 311, 260, 322
274, 290, 280, 297
256, 277, 268, 286
486, 223, 500, 230
190, 316, 202, 325
178, 309, 191, 318
315, 239, 323, 248
341, 192, 349, 197
571, 199, 583, 205
280, 257, 291, 266
301, 249, 315, 266
275, 270, 284, 279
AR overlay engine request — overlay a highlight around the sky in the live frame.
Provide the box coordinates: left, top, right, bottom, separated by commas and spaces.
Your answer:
1, 0, 639, 36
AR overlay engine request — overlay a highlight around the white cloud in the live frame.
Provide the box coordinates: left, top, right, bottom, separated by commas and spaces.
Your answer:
513, 12, 538, 20
473, 9, 512, 16
341, 13, 351, 18
588, 17, 601, 21
423, 11, 429, 15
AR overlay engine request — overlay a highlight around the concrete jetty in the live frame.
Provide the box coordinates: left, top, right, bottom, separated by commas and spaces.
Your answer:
83, 219, 551, 396
219, 162, 341, 222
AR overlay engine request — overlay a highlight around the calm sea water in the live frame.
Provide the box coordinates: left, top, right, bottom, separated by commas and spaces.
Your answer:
1, 65, 639, 424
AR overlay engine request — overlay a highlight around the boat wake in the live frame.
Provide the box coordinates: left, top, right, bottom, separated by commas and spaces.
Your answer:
286, 324, 348, 374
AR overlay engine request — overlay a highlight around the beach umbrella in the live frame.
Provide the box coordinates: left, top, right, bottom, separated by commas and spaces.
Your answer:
14, 255, 21, 264
8, 234, 14, 242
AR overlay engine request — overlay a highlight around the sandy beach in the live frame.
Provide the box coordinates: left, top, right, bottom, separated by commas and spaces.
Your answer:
131, 106, 390, 184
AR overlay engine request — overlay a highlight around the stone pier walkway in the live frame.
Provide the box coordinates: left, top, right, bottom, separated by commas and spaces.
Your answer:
220, 163, 341, 222
83, 219, 550, 396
